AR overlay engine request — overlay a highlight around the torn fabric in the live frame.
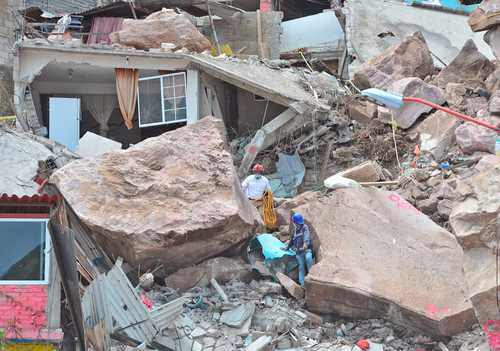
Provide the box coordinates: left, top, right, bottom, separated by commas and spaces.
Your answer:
87, 17, 123, 45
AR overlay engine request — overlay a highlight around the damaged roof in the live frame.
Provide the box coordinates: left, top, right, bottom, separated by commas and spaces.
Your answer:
189, 55, 329, 109
23, 0, 99, 14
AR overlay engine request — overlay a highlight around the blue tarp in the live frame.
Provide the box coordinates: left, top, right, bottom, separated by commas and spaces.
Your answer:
405, 0, 478, 14
256, 234, 295, 260
270, 152, 305, 198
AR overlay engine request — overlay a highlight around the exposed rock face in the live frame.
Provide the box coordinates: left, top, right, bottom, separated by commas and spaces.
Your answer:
0, 128, 53, 195
463, 247, 500, 327
435, 40, 495, 89
50, 117, 258, 273
455, 114, 499, 154
110, 8, 211, 52
378, 78, 445, 129
353, 32, 434, 89
417, 110, 461, 161
281, 188, 474, 336
449, 163, 500, 250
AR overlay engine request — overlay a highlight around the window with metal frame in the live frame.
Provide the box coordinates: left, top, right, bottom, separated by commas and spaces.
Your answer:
138, 72, 187, 127
0, 219, 51, 285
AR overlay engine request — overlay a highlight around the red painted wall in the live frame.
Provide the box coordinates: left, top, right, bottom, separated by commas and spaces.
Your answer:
0, 285, 61, 341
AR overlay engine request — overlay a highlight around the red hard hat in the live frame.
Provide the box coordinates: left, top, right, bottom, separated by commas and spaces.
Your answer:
252, 163, 264, 173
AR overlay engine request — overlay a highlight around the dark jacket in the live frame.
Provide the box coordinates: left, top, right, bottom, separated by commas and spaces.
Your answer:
286, 223, 312, 254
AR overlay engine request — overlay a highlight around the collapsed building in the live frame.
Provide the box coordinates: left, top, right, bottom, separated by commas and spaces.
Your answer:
0, 0, 499, 351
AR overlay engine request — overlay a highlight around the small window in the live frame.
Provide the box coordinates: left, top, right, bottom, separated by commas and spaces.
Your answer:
0, 219, 50, 284
138, 72, 187, 127
254, 95, 266, 101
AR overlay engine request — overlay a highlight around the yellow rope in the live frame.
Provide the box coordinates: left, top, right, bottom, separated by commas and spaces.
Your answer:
263, 191, 277, 230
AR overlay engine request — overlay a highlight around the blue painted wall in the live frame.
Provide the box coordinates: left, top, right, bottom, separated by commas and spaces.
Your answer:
405, 0, 478, 14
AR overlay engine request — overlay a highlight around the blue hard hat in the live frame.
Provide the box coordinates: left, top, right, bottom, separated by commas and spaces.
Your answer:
292, 213, 304, 225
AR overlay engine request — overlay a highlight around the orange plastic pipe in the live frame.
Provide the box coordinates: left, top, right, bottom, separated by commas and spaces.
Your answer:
403, 97, 500, 133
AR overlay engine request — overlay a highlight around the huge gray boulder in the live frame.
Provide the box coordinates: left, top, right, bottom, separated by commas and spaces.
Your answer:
378, 77, 445, 129
280, 188, 475, 336
50, 117, 259, 273
450, 162, 500, 250
435, 40, 495, 89
353, 32, 435, 90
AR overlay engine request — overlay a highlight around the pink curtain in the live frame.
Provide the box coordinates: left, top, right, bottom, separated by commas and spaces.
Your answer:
86, 17, 123, 45
115, 68, 139, 130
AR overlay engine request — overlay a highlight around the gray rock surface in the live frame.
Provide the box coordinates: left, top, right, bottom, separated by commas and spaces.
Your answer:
50, 117, 259, 273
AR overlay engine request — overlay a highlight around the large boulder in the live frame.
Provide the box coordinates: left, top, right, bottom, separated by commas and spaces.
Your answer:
378, 77, 445, 129
110, 8, 211, 52
353, 32, 435, 89
50, 117, 259, 273
455, 113, 499, 154
281, 188, 474, 336
435, 40, 495, 89
449, 163, 500, 250
417, 110, 461, 161
468, 0, 500, 32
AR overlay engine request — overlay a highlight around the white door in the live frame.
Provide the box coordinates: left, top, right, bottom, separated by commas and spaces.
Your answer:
49, 97, 80, 151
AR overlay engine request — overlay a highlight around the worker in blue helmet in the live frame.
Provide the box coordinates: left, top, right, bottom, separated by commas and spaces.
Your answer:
286, 212, 314, 287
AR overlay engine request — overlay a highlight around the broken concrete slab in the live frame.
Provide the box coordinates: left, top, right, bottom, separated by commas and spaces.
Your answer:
220, 303, 255, 328
435, 40, 495, 89
337, 161, 385, 183
166, 256, 254, 291
455, 114, 499, 154
378, 77, 445, 129
50, 117, 259, 273
76, 131, 122, 158
110, 8, 211, 52
449, 163, 500, 250
0, 128, 55, 195
417, 110, 461, 161
246, 335, 272, 351
463, 247, 500, 327
282, 189, 475, 336
352, 32, 434, 90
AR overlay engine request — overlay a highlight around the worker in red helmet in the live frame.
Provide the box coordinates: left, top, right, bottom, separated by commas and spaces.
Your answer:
241, 163, 271, 201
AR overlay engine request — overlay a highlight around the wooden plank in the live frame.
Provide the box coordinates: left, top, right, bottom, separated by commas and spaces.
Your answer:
46, 250, 61, 329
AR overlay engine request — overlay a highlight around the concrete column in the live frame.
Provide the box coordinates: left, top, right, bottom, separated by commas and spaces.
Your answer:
186, 69, 200, 124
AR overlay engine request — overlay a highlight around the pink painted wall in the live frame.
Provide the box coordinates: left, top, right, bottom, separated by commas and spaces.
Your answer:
0, 285, 61, 341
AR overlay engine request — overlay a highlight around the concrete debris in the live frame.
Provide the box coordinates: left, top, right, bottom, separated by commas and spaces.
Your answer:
276, 272, 305, 300
220, 303, 256, 328
378, 77, 445, 129
0, 127, 76, 196
50, 117, 259, 274
336, 161, 385, 183
110, 8, 211, 52
138, 272, 155, 291
435, 40, 495, 89
488, 89, 500, 114
449, 163, 500, 250
76, 131, 122, 159
417, 110, 461, 161
353, 32, 434, 90
455, 114, 499, 154
445, 83, 467, 108
166, 256, 254, 291
246, 335, 272, 351
348, 100, 378, 125
281, 188, 475, 336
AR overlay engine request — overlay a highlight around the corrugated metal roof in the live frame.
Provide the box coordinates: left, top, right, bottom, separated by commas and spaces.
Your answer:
23, 0, 99, 15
